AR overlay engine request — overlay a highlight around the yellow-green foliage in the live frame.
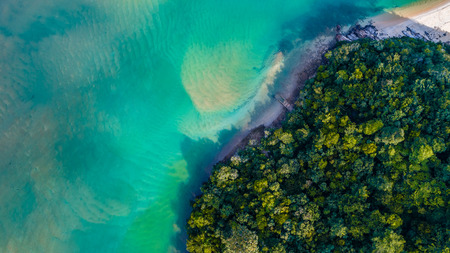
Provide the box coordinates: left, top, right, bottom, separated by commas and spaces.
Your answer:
363, 119, 384, 135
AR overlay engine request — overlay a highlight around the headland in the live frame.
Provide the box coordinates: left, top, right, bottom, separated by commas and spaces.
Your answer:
214, 0, 450, 165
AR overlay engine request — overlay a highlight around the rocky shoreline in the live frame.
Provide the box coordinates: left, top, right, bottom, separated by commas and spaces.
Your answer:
336, 23, 449, 44
335, 24, 379, 41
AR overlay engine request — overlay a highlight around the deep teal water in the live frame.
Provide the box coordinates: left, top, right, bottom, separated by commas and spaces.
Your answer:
0, 0, 420, 252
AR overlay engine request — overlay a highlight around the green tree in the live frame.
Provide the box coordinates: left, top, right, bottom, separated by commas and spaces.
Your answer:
223, 225, 259, 253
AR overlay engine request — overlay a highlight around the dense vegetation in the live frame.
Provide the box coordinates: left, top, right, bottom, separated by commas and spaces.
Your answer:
186, 38, 450, 252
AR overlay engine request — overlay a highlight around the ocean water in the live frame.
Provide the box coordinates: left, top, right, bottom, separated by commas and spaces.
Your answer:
0, 0, 420, 252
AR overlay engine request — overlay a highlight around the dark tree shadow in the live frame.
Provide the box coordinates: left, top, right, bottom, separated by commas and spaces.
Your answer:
170, 127, 239, 252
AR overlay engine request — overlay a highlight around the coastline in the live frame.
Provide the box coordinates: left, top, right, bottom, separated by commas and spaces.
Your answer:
211, 0, 450, 166
213, 35, 336, 163
371, 0, 450, 42
386, 0, 450, 19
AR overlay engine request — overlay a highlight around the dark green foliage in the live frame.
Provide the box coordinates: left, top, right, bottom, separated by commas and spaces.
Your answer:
186, 38, 450, 252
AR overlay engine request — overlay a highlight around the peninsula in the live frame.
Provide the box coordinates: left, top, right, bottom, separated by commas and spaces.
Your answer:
186, 1, 450, 252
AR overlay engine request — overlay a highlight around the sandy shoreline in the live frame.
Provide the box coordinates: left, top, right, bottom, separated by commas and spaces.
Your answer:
371, 0, 450, 42
388, 0, 450, 19
209, 0, 450, 168
212, 35, 335, 164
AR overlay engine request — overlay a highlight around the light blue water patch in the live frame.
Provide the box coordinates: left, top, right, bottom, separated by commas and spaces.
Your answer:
0, 0, 422, 252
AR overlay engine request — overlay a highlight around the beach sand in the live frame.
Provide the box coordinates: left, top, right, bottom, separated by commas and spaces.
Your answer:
213, 0, 450, 165
372, 0, 450, 42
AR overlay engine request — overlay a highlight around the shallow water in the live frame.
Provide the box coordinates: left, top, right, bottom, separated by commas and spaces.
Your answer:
0, 0, 420, 252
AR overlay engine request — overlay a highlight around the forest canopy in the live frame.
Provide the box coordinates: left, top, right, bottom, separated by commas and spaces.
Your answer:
186, 38, 450, 252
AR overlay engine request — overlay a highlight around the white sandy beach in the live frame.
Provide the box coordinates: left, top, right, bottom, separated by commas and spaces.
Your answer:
372, 0, 450, 42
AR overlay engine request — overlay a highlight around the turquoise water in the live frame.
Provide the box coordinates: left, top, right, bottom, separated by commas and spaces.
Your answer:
0, 0, 419, 252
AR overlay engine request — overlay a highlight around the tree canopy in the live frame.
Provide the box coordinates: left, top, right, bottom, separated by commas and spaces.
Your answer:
186, 38, 450, 252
